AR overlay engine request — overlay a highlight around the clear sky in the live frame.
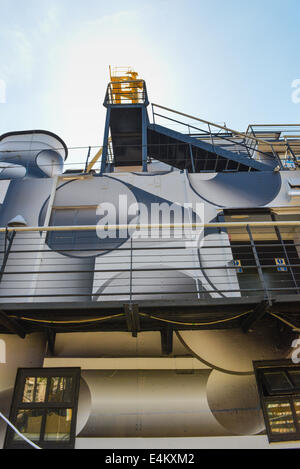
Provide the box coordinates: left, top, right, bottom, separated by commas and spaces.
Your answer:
1, 0, 300, 167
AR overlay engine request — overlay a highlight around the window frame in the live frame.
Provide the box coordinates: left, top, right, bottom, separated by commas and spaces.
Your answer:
254, 360, 300, 443
4, 367, 81, 450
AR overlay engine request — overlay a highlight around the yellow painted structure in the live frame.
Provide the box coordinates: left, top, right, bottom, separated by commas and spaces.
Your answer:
109, 66, 144, 104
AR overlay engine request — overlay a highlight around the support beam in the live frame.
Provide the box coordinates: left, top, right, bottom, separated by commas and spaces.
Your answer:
189, 144, 196, 173
160, 328, 173, 356
46, 329, 56, 357
0, 310, 26, 338
124, 304, 140, 337
242, 301, 271, 333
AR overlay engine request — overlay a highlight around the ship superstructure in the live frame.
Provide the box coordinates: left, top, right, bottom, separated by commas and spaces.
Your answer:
0, 69, 300, 449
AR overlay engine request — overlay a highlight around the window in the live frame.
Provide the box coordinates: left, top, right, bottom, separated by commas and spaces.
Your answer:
254, 360, 300, 443
4, 368, 81, 449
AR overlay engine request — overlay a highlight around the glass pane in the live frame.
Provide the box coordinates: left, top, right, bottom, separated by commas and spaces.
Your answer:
266, 402, 296, 434
294, 401, 300, 425
263, 372, 293, 393
48, 377, 73, 403
289, 371, 300, 389
22, 377, 47, 403
44, 409, 72, 442
13, 409, 43, 441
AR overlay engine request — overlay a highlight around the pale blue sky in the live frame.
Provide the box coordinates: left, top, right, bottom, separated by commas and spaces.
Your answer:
1, 0, 300, 166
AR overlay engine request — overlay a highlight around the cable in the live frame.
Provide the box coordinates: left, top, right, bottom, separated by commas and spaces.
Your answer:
268, 312, 300, 332
10, 311, 250, 327
0, 412, 41, 449
175, 331, 254, 376
10, 311, 300, 331
8, 313, 124, 325
139, 310, 251, 326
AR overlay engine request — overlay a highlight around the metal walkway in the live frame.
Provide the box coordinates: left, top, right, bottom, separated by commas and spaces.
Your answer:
104, 88, 281, 172
147, 123, 271, 172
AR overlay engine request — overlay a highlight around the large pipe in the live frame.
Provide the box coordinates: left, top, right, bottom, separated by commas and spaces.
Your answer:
0, 130, 68, 178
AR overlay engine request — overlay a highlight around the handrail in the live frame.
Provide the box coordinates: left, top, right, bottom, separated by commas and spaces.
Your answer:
1, 222, 300, 303
152, 103, 286, 148
105, 79, 148, 106
2, 221, 300, 233
152, 111, 277, 162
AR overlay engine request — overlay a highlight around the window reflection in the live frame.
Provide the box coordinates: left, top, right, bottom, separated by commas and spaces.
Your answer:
22, 377, 47, 403
266, 402, 296, 434
13, 409, 43, 441
294, 401, 300, 425
44, 409, 72, 441
264, 372, 293, 393
48, 377, 73, 403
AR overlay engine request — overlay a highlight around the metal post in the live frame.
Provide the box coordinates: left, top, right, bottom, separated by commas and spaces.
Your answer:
189, 144, 196, 173
129, 236, 133, 306
246, 225, 271, 304
286, 141, 297, 165
271, 213, 299, 293
208, 123, 216, 153
142, 106, 148, 172
100, 107, 111, 174
0, 230, 16, 284
271, 144, 284, 170
243, 137, 252, 159
152, 104, 155, 125
84, 146, 91, 173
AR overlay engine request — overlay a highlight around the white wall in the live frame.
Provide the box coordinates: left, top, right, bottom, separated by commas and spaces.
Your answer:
0, 333, 46, 448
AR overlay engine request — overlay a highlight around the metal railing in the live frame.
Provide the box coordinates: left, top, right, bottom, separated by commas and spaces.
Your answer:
246, 124, 300, 168
1, 141, 299, 176
0, 221, 300, 304
151, 104, 300, 170
104, 80, 149, 106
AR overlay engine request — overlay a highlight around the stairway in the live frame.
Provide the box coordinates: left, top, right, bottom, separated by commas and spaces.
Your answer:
147, 123, 274, 172
107, 102, 277, 172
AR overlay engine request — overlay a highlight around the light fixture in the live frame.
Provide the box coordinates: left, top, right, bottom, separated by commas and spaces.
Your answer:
7, 215, 28, 227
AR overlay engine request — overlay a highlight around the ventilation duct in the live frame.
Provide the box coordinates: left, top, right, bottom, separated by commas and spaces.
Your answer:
0, 130, 68, 178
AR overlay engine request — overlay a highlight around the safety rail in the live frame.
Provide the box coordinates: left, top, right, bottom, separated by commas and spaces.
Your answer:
2, 142, 299, 175
246, 124, 300, 140
0, 222, 300, 304
246, 124, 300, 168
151, 104, 300, 170
104, 80, 149, 106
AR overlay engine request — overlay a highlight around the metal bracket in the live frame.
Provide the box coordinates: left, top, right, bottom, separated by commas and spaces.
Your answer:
46, 329, 56, 356
160, 328, 173, 356
242, 300, 271, 333
0, 310, 26, 338
124, 304, 140, 337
